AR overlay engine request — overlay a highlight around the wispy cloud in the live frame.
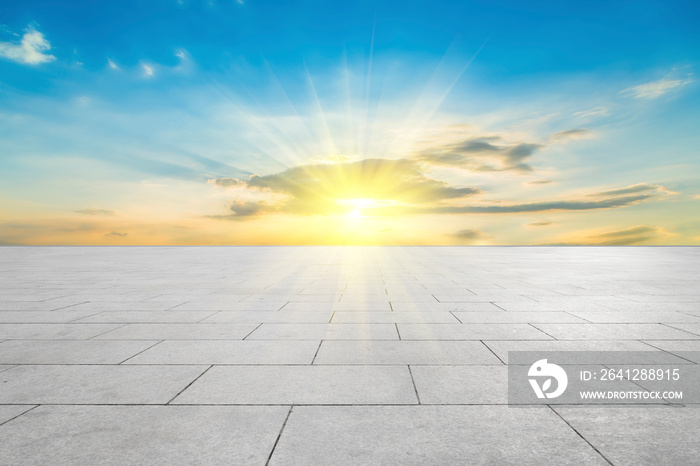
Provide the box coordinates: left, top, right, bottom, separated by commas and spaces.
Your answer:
574, 107, 609, 119
528, 221, 553, 227
415, 136, 542, 172
621, 76, 694, 99
585, 226, 671, 245
451, 229, 488, 244
527, 180, 554, 185
105, 231, 127, 237
589, 183, 673, 197
550, 128, 592, 141
74, 207, 117, 216
0, 25, 55, 65
141, 63, 155, 77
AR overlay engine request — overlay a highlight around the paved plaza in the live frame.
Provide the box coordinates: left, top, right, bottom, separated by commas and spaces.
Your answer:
0, 246, 699, 465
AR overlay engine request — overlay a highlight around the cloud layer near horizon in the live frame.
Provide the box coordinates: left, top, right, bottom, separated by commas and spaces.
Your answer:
209, 156, 671, 220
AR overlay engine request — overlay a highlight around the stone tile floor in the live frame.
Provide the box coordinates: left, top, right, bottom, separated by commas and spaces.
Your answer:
0, 246, 698, 465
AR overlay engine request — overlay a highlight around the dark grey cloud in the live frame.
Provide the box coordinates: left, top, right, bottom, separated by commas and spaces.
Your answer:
528, 221, 554, 227
415, 136, 542, 172
427, 194, 653, 214
551, 129, 592, 140
586, 226, 661, 245
590, 184, 660, 197
209, 178, 246, 188
229, 201, 267, 216
451, 229, 488, 243
527, 180, 554, 185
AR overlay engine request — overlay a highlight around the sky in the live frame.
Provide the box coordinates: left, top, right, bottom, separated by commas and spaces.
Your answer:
1, 0, 699, 245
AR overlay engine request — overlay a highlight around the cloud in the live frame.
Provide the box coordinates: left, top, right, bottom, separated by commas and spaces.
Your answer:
550, 129, 592, 141
0, 25, 55, 65
423, 194, 653, 214
621, 76, 693, 99
74, 207, 117, 216
528, 221, 553, 227
105, 231, 127, 237
210, 154, 671, 219
209, 178, 247, 188
208, 200, 272, 221
588, 183, 666, 197
526, 179, 554, 185
574, 107, 609, 118
585, 226, 670, 245
451, 229, 488, 244
370, 182, 669, 215
210, 158, 480, 217
107, 59, 119, 70
415, 136, 542, 172
141, 63, 155, 77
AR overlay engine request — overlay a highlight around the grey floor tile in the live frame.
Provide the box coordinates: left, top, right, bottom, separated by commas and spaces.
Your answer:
0, 301, 85, 311
411, 365, 508, 404
247, 323, 399, 340
331, 301, 392, 311
494, 302, 613, 312
603, 302, 700, 312
390, 302, 502, 312
484, 340, 662, 364
662, 322, 700, 336
533, 323, 700, 340
278, 302, 339, 311
125, 340, 320, 364
269, 406, 608, 465
452, 311, 586, 323
0, 405, 288, 465
0, 323, 122, 340
433, 294, 536, 303
0, 365, 207, 404
74, 311, 217, 323
331, 311, 459, 323
173, 365, 418, 405
94, 323, 259, 340
201, 310, 334, 323
313, 340, 502, 365
65, 301, 186, 311
172, 301, 287, 311
0, 311, 100, 323
554, 407, 700, 466
0, 340, 160, 364
643, 340, 700, 363
568, 311, 700, 323
396, 323, 551, 340
0, 405, 35, 425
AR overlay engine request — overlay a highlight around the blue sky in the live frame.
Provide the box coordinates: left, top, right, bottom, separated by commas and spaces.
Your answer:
1, 0, 699, 244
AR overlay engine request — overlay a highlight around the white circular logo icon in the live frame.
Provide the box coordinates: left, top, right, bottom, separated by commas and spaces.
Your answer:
528, 359, 568, 399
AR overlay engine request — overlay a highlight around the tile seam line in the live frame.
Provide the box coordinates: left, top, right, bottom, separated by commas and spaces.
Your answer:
528, 323, 558, 340
548, 405, 614, 466
118, 340, 165, 364
407, 365, 422, 404
166, 365, 214, 405
310, 340, 324, 364
87, 323, 130, 340
480, 340, 506, 365
265, 405, 294, 466
0, 404, 40, 427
